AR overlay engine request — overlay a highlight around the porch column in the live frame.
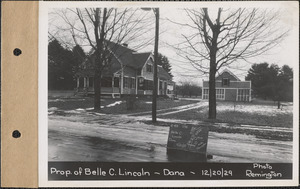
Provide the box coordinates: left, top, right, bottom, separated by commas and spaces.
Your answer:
165, 81, 167, 95
202, 79, 204, 100
249, 81, 252, 102
173, 82, 175, 94
120, 71, 124, 94
157, 79, 160, 95
112, 76, 114, 93
77, 77, 79, 88
83, 77, 87, 88
135, 77, 138, 94
163, 81, 165, 95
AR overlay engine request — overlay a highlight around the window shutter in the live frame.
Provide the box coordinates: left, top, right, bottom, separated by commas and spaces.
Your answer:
228, 79, 230, 86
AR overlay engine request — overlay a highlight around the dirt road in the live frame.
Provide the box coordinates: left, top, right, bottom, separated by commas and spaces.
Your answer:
48, 111, 292, 162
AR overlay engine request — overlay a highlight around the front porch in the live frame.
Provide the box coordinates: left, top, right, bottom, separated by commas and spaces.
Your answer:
75, 76, 121, 98
75, 75, 174, 98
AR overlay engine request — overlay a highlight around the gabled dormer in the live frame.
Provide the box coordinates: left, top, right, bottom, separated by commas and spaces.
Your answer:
129, 52, 153, 80
216, 69, 240, 87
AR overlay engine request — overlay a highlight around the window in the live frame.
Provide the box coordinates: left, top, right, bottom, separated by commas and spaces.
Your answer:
203, 89, 209, 99
138, 77, 144, 89
216, 89, 225, 100
113, 77, 119, 87
137, 78, 154, 90
222, 78, 229, 86
144, 80, 153, 90
130, 78, 136, 89
146, 64, 153, 72
202, 89, 224, 100
79, 77, 84, 88
123, 77, 136, 89
123, 77, 129, 88
237, 89, 250, 101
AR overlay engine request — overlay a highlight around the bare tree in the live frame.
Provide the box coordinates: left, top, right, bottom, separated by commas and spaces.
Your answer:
49, 8, 154, 110
174, 8, 288, 119
177, 81, 202, 98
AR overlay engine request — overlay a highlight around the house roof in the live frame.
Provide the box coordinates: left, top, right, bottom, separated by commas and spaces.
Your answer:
131, 52, 152, 69
106, 41, 136, 67
158, 66, 172, 80
77, 41, 172, 81
76, 52, 123, 77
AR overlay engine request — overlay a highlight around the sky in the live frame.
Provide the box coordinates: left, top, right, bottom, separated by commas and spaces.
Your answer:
143, 6, 298, 85
47, 1, 299, 86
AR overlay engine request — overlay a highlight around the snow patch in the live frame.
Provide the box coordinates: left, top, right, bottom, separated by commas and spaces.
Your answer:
158, 102, 207, 116
76, 108, 85, 111
215, 104, 292, 116
106, 101, 123, 107
65, 110, 82, 114
48, 107, 58, 111
49, 99, 65, 102
90, 112, 106, 116
145, 101, 152, 104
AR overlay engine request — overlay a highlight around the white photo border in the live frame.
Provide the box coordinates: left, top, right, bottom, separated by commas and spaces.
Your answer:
39, 1, 299, 187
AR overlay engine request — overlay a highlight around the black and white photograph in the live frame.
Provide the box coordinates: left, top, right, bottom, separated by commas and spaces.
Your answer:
38, 1, 299, 187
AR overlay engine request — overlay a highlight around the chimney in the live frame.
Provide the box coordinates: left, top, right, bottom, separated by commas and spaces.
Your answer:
122, 43, 128, 47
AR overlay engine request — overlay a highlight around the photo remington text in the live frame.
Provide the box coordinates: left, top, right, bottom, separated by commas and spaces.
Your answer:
245, 163, 283, 179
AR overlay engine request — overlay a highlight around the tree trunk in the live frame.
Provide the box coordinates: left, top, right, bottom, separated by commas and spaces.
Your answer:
208, 35, 218, 119
93, 8, 106, 110
94, 71, 101, 110
277, 100, 281, 109
208, 63, 217, 119
203, 9, 220, 120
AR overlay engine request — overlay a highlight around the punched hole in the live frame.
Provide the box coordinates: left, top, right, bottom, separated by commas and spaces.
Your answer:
12, 130, 21, 138
13, 48, 22, 56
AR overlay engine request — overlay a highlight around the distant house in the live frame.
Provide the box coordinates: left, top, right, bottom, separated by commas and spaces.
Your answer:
202, 69, 251, 102
75, 42, 175, 98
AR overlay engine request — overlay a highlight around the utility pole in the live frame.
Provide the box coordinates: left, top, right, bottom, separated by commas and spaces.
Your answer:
152, 8, 159, 123
141, 7, 159, 123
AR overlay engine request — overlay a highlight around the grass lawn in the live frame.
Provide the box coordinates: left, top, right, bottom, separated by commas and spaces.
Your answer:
158, 101, 293, 128
49, 97, 116, 110
48, 96, 196, 114
103, 99, 195, 114
49, 97, 293, 128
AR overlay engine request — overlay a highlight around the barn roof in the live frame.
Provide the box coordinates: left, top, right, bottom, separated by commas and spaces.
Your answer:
217, 68, 241, 81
